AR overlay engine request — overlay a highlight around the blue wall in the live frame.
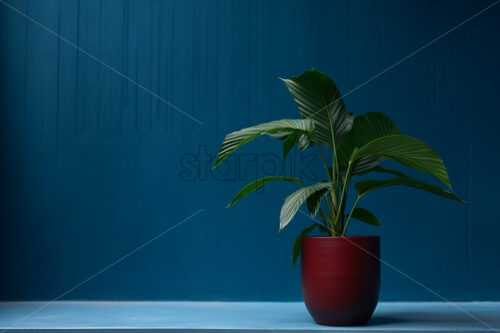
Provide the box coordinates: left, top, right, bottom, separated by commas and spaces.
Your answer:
1, 0, 499, 301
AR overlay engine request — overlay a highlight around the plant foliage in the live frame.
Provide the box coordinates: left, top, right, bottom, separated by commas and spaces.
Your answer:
212, 69, 463, 267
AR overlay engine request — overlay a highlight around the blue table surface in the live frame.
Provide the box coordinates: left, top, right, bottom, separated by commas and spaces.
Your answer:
0, 302, 499, 332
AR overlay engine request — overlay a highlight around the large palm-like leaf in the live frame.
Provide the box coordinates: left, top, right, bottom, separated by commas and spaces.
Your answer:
280, 182, 331, 231
269, 131, 313, 159
351, 135, 453, 189
282, 132, 302, 159
355, 177, 463, 201
306, 185, 329, 219
227, 176, 302, 208
297, 134, 315, 151
338, 112, 453, 190
269, 132, 315, 152
281, 69, 354, 148
338, 112, 401, 175
213, 119, 315, 168
350, 207, 382, 226
366, 166, 408, 178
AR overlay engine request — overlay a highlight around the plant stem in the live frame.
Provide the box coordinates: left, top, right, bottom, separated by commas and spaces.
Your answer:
330, 191, 338, 215
327, 115, 339, 199
324, 194, 335, 232
317, 209, 334, 236
342, 195, 361, 236
316, 142, 337, 229
315, 142, 333, 184
334, 161, 352, 236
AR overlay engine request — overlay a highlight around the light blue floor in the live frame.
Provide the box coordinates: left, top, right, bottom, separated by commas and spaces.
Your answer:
0, 302, 499, 332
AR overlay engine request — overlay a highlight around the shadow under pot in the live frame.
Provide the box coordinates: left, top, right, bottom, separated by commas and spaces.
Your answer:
301, 236, 380, 326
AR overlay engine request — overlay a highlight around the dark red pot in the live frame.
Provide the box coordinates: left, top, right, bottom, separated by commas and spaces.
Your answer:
301, 236, 380, 326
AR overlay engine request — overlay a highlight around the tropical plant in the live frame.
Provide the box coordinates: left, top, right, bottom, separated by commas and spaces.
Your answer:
212, 69, 463, 266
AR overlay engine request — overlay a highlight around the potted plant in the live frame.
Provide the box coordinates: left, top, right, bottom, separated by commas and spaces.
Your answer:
212, 69, 462, 326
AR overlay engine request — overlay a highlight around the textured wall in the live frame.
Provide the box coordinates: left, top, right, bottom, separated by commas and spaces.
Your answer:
0, 0, 499, 301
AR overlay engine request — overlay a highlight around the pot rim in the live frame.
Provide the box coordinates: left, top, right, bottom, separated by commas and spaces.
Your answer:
304, 235, 379, 239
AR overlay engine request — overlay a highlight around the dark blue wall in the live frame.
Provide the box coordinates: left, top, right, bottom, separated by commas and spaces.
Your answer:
1, 0, 499, 301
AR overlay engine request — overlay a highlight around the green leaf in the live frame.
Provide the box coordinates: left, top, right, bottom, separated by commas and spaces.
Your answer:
338, 112, 454, 191
281, 69, 354, 148
282, 131, 301, 160
268, 131, 292, 140
227, 176, 303, 208
350, 207, 382, 226
363, 165, 409, 178
355, 177, 463, 201
280, 182, 331, 231
213, 119, 315, 168
291, 224, 318, 268
338, 112, 401, 175
351, 135, 453, 190
269, 132, 313, 154
306, 186, 329, 219
297, 134, 314, 151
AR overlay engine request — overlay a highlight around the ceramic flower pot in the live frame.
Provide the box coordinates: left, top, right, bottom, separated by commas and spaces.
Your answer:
301, 236, 380, 326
